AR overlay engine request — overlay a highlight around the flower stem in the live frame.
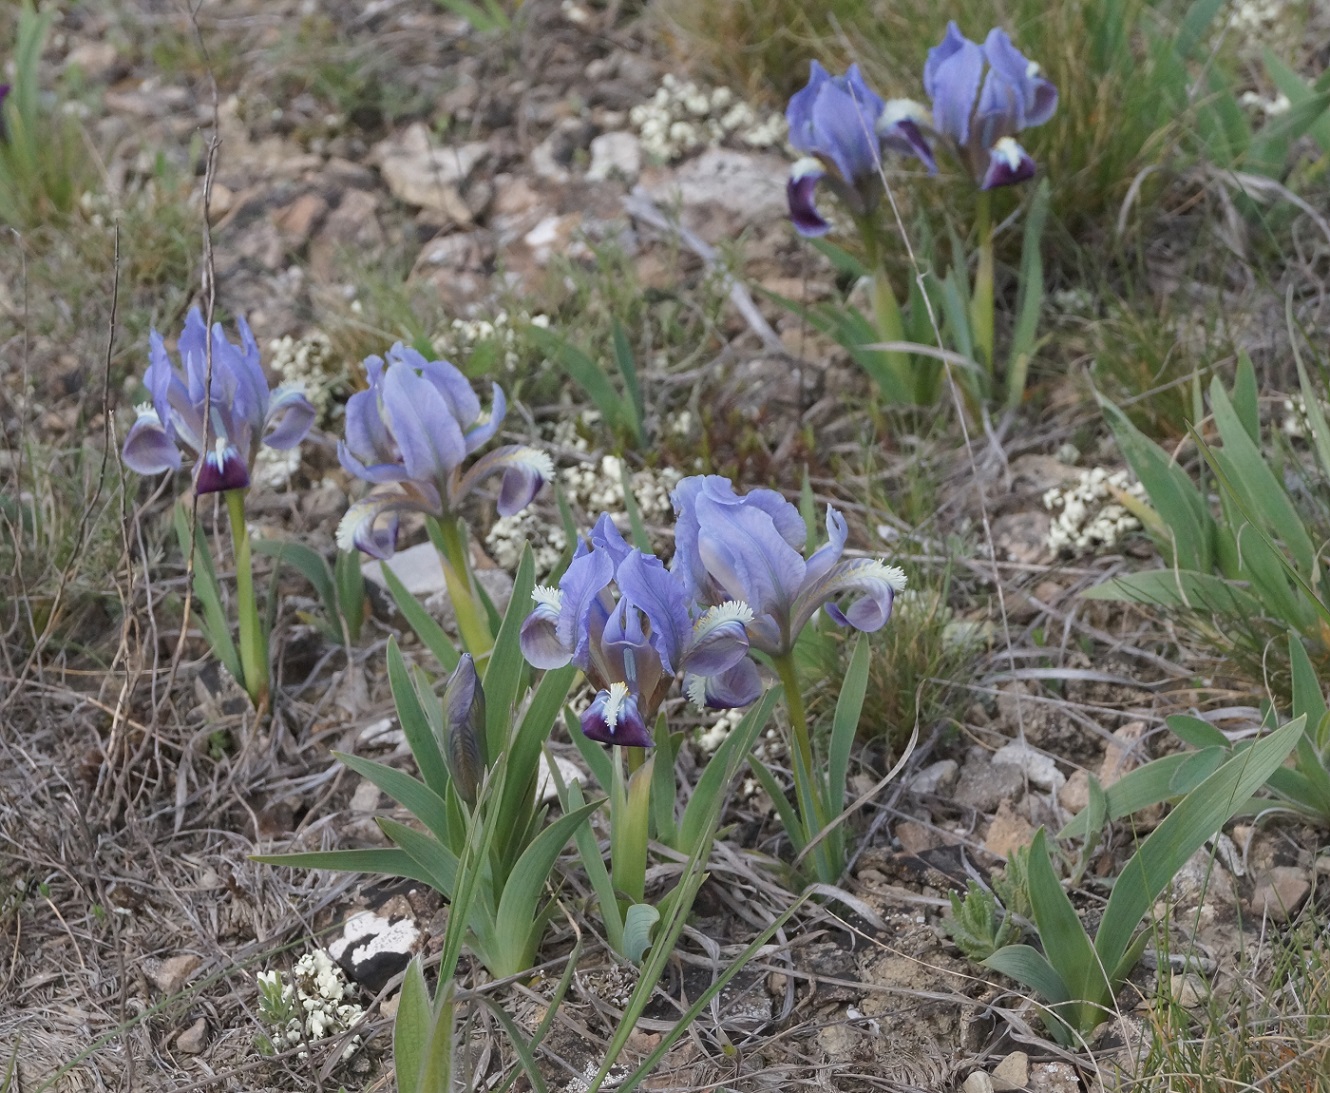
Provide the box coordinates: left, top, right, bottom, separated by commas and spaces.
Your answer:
225, 487, 268, 711
428, 515, 493, 658
773, 652, 835, 881
971, 189, 996, 384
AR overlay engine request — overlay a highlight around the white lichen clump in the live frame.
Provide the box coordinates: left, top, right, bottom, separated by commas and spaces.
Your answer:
695, 705, 746, 755
485, 416, 682, 576
1043, 468, 1145, 556
268, 331, 341, 421
256, 950, 365, 1060
434, 310, 551, 375
630, 74, 785, 162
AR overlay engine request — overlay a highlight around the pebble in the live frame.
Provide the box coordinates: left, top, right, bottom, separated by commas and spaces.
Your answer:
586, 131, 642, 184
954, 753, 1026, 814
963, 1071, 995, 1093
176, 1017, 208, 1054
992, 741, 1066, 792
906, 759, 959, 796
992, 1050, 1029, 1091
1169, 972, 1210, 1008
1029, 1060, 1080, 1093
148, 954, 201, 994
1250, 865, 1311, 923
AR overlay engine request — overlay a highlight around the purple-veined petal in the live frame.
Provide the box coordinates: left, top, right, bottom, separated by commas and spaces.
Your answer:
121, 405, 183, 475
335, 482, 442, 558
924, 21, 984, 146
338, 439, 412, 485
804, 505, 849, 588
554, 544, 616, 670
224, 313, 270, 435
580, 682, 654, 748
978, 28, 1056, 132
694, 490, 807, 622
177, 308, 210, 404
463, 383, 506, 452
788, 159, 832, 237
588, 512, 634, 568
786, 60, 833, 155
615, 549, 692, 674
810, 558, 907, 632
414, 350, 482, 428
684, 657, 763, 710
807, 64, 884, 186
195, 439, 250, 494
981, 136, 1036, 189
682, 600, 753, 677
264, 385, 316, 450
340, 384, 406, 483
599, 599, 665, 708
456, 445, 553, 515
520, 585, 572, 669
382, 360, 467, 483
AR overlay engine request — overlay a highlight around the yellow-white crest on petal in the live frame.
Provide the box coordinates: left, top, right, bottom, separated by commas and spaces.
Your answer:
685, 674, 709, 709
531, 584, 562, 609
603, 681, 631, 729
867, 560, 908, 590
992, 137, 1024, 170
133, 401, 158, 419
695, 599, 754, 634
790, 156, 824, 181
878, 98, 932, 131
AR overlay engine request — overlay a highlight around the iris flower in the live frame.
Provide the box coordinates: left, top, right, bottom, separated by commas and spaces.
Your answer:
520, 514, 758, 748
921, 22, 1057, 189
336, 344, 552, 558
671, 475, 906, 657
121, 307, 315, 494
785, 61, 934, 236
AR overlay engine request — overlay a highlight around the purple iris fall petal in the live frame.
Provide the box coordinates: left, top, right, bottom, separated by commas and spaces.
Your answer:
122, 307, 314, 494
581, 684, 654, 748
787, 161, 833, 237
981, 137, 1037, 189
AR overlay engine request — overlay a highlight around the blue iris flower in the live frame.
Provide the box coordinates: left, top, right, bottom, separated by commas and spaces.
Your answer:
121, 307, 315, 494
520, 514, 758, 748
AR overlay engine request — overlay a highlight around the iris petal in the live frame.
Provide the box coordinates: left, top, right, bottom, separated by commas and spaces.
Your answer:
788, 162, 832, 237
581, 683, 653, 748
122, 407, 183, 475
924, 21, 984, 146
264, 385, 317, 450
457, 445, 554, 516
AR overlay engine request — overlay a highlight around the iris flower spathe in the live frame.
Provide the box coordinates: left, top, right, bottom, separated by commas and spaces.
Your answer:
921, 22, 1058, 189
121, 307, 315, 494
519, 514, 759, 748
671, 475, 907, 657
785, 61, 934, 236
337, 343, 553, 558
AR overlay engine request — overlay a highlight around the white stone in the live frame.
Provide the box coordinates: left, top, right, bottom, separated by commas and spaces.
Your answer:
372, 123, 487, 219
587, 131, 642, 183
991, 741, 1066, 792
536, 752, 588, 804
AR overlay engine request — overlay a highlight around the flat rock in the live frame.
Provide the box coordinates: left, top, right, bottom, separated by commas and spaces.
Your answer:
148, 953, 201, 994
954, 751, 1025, 814
587, 131, 642, 184
984, 799, 1036, 860
176, 1017, 208, 1054
906, 759, 959, 796
1250, 865, 1311, 923
991, 741, 1065, 793
963, 1071, 994, 1093
992, 1050, 1029, 1091
329, 902, 421, 993
1058, 768, 1091, 814
640, 148, 787, 244
1029, 1060, 1080, 1093
372, 123, 488, 221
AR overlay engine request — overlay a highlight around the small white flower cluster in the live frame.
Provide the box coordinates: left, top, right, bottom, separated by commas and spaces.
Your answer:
1226, 0, 1288, 36
433, 310, 551, 375
268, 331, 342, 421
696, 705, 746, 755
1238, 89, 1291, 117
1043, 468, 1145, 556
256, 950, 364, 1060
485, 417, 682, 576
1283, 394, 1311, 438
630, 74, 785, 163
252, 444, 303, 491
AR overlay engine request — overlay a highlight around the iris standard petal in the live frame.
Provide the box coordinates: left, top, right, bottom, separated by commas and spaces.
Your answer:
520, 586, 573, 669
786, 60, 833, 155
224, 314, 270, 434
264, 385, 317, 450
415, 350, 482, 429
554, 545, 616, 668
924, 21, 984, 145
981, 136, 1036, 189
456, 445, 554, 516
382, 361, 468, 483
122, 406, 183, 475
788, 159, 832, 237
615, 549, 693, 674
694, 491, 807, 620
581, 682, 653, 748
340, 385, 405, 482
462, 383, 505, 452
804, 506, 848, 587
807, 64, 884, 185
600, 598, 665, 705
